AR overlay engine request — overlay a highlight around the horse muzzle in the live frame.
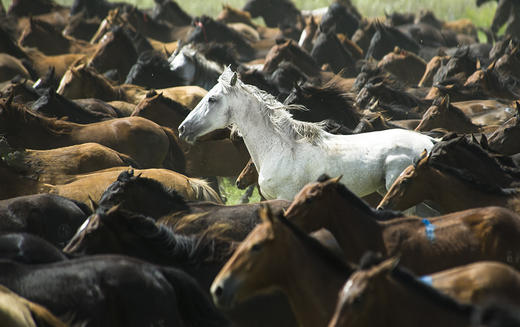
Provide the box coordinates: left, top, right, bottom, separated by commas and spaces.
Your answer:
210, 275, 241, 310
178, 122, 198, 145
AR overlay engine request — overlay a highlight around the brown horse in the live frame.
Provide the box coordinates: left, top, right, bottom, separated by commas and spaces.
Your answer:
18, 17, 95, 56
23, 48, 86, 81
377, 151, 520, 213
487, 112, 520, 155
0, 285, 69, 327
284, 175, 520, 274
377, 47, 426, 85
0, 139, 139, 184
0, 97, 185, 171
211, 206, 354, 327
418, 54, 449, 87
87, 25, 138, 83
329, 257, 473, 327
57, 64, 206, 107
415, 95, 484, 133
236, 158, 258, 190
46, 167, 221, 208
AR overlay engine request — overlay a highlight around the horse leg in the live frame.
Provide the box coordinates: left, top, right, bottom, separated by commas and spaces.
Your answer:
240, 184, 256, 204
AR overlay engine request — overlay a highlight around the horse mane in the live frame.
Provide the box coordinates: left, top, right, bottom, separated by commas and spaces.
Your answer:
275, 210, 354, 275
104, 170, 189, 210
27, 17, 60, 34
430, 134, 520, 180
390, 262, 474, 316
428, 160, 519, 195
104, 206, 233, 264
219, 68, 327, 145
282, 40, 320, 74
189, 16, 251, 51
193, 42, 239, 68
1, 100, 75, 136
358, 251, 474, 316
298, 83, 360, 122
178, 44, 225, 76
325, 175, 405, 220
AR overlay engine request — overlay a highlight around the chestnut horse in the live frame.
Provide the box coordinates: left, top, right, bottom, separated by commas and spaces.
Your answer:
377, 151, 520, 213
329, 257, 474, 327
211, 206, 354, 327
0, 97, 185, 171
284, 175, 520, 274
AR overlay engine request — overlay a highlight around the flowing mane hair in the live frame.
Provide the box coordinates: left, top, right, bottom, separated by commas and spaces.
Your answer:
0, 97, 76, 136
219, 68, 327, 145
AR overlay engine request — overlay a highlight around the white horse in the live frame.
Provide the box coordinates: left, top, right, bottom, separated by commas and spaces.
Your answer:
179, 67, 437, 200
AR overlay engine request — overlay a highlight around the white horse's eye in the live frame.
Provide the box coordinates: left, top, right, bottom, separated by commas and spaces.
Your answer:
208, 96, 217, 103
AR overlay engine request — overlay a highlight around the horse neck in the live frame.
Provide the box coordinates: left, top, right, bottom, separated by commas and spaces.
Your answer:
229, 93, 297, 172
416, 167, 509, 212
382, 276, 470, 327
8, 113, 70, 148
280, 233, 350, 327
322, 193, 385, 262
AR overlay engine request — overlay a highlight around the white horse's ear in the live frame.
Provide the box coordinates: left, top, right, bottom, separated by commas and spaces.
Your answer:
230, 72, 238, 86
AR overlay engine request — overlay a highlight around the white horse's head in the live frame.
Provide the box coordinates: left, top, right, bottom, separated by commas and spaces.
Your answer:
178, 67, 237, 144
169, 47, 196, 83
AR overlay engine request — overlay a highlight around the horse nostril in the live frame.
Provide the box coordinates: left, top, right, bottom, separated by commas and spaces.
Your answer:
178, 125, 185, 135
214, 285, 223, 298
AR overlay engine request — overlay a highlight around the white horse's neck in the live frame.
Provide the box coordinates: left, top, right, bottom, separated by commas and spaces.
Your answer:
229, 92, 297, 172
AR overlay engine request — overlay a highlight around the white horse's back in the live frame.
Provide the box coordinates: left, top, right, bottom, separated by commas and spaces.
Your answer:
178, 67, 436, 200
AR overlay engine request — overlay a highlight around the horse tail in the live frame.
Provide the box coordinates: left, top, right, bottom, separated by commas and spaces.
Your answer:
159, 267, 231, 327
188, 178, 223, 204
22, 297, 70, 327
118, 153, 141, 169
160, 126, 186, 174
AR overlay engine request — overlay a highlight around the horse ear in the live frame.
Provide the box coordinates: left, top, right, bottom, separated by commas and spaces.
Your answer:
416, 149, 428, 167
230, 72, 238, 86
487, 60, 496, 70
476, 58, 481, 70
88, 196, 99, 211
330, 175, 343, 184
439, 95, 450, 109
480, 134, 489, 149
258, 205, 274, 225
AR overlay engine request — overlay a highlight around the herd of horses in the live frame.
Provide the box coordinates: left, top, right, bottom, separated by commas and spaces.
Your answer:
1, 0, 520, 326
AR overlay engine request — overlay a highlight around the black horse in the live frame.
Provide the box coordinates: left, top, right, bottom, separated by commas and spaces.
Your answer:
242, 0, 302, 29
0, 255, 229, 327
125, 51, 183, 89
0, 194, 90, 247
0, 233, 69, 264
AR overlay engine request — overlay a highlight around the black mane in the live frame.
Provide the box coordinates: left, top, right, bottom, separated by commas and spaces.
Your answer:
275, 210, 354, 275
104, 207, 233, 265
317, 174, 404, 220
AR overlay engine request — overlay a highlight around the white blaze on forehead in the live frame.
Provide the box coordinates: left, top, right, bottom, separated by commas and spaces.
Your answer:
169, 52, 195, 81
76, 217, 91, 234
298, 29, 308, 47
341, 280, 354, 297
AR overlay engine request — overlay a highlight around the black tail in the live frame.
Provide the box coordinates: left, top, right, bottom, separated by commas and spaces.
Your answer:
160, 267, 230, 327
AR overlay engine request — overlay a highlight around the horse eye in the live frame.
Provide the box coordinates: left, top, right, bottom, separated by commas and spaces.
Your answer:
251, 243, 262, 252
353, 295, 363, 305
208, 96, 217, 103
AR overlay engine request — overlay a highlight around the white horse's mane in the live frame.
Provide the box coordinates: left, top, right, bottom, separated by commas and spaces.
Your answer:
218, 67, 326, 145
